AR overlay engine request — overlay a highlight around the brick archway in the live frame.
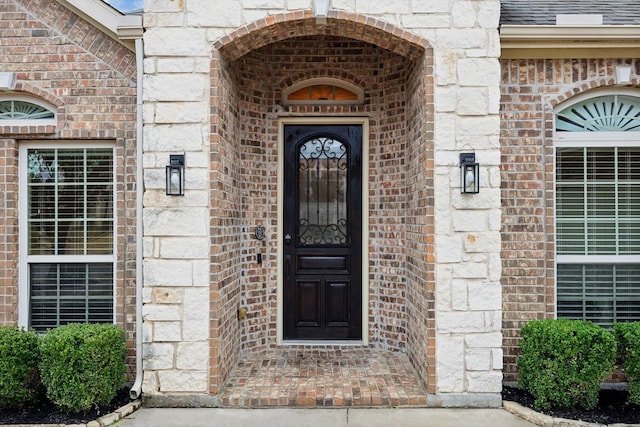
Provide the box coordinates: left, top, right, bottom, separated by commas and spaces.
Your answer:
209, 13, 436, 398
214, 11, 429, 61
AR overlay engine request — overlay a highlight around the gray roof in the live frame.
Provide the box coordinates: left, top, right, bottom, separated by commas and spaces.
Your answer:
500, 1, 640, 25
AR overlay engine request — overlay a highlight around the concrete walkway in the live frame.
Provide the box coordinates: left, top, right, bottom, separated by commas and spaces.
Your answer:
116, 407, 537, 427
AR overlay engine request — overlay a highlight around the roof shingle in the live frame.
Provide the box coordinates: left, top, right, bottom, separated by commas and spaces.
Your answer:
500, 0, 640, 25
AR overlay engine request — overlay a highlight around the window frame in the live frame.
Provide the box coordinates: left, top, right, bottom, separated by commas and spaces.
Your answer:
554, 93, 640, 325
0, 94, 56, 126
18, 141, 117, 330
282, 78, 364, 106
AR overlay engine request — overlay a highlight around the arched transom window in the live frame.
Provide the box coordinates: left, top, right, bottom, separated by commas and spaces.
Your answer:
554, 93, 640, 328
282, 78, 364, 106
0, 96, 56, 125
556, 94, 640, 132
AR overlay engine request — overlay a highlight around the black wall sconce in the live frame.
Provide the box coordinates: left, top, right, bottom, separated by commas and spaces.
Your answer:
166, 154, 185, 196
460, 153, 479, 194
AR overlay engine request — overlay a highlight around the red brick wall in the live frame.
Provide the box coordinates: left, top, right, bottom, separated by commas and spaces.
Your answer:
210, 52, 243, 393
500, 57, 638, 381
405, 53, 436, 394
0, 0, 138, 374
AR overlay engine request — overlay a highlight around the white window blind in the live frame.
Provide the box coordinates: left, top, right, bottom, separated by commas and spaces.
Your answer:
23, 147, 115, 333
556, 145, 640, 327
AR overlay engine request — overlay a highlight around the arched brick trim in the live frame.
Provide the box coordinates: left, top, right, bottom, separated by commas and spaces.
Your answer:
547, 79, 640, 110
12, 83, 65, 108
213, 11, 429, 62
278, 70, 367, 92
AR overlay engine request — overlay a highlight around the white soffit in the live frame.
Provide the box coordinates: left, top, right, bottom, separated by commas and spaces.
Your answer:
500, 23, 640, 58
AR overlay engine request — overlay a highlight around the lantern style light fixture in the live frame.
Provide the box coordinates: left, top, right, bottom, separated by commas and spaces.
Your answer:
166, 154, 185, 196
459, 153, 479, 194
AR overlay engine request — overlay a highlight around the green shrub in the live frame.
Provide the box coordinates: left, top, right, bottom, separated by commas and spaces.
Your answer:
518, 318, 616, 411
615, 322, 640, 405
0, 326, 42, 408
39, 323, 127, 413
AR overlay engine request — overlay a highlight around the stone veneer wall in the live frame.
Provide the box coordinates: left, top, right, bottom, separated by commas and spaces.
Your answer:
500, 57, 640, 382
0, 0, 138, 372
143, 0, 502, 406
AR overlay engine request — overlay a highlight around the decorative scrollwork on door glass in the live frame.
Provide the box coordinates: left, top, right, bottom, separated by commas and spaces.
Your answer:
298, 137, 348, 245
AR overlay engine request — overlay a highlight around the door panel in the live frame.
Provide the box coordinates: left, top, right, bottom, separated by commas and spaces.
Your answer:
283, 124, 362, 340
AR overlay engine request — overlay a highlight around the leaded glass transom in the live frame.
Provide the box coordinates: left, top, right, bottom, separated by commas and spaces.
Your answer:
556, 95, 640, 132
0, 100, 54, 120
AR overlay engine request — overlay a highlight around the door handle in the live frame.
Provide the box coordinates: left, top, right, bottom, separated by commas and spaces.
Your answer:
284, 233, 292, 245
285, 255, 291, 280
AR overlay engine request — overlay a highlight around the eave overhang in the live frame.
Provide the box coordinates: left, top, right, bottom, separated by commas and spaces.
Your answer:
58, 0, 143, 50
500, 25, 640, 59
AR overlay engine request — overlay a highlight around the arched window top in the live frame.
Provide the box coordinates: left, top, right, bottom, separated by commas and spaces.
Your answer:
282, 78, 364, 106
0, 95, 56, 125
556, 94, 640, 132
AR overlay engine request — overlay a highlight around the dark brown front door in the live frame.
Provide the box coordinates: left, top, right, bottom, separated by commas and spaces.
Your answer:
283, 124, 362, 340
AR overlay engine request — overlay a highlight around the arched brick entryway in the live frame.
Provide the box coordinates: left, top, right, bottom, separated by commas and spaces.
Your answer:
209, 12, 436, 402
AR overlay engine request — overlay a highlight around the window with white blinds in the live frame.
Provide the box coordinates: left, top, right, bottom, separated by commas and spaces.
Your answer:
555, 94, 640, 328
21, 146, 115, 333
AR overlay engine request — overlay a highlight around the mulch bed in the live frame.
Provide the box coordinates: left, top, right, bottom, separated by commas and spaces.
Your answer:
503, 385, 640, 425
0, 387, 132, 425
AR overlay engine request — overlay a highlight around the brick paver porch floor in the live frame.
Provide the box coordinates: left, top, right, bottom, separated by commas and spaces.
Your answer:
219, 346, 428, 408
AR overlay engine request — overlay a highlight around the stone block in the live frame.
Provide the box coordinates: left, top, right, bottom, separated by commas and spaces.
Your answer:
452, 211, 487, 232
437, 311, 487, 333
477, 1, 501, 28
468, 281, 502, 311
451, 2, 476, 28
436, 235, 462, 263
467, 370, 502, 393
402, 13, 451, 29
177, 341, 209, 370
142, 371, 159, 394
153, 288, 184, 304
451, 279, 468, 311
159, 237, 209, 259
464, 232, 500, 253
144, 207, 208, 236
457, 87, 489, 116
465, 332, 502, 348
144, 259, 193, 287
143, 124, 206, 151
144, 74, 206, 102
492, 348, 503, 370
358, 0, 410, 14
153, 101, 209, 124
142, 342, 175, 370
183, 288, 210, 341
412, 0, 449, 13
158, 370, 208, 393
143, 304, 181, 321
187, 0, 243, 26
434, 50, 457, 86
436, 29, 487, 49
466, 348, 491, 371
452, 262, 486, 279
458, 58, 501, 86
146, 0, 184, 12
436, 335, 465, 393
435, 86, 457, 113
456, 115, 501, 137
144, 28, 208, 56
154, 321, 182, 342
